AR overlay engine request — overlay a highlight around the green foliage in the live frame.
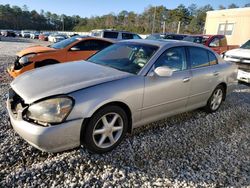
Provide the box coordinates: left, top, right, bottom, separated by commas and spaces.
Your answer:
73, 4, 214, 34
187, 5, 213, 34
228, 3, 239, 9
0, 4, 80, 31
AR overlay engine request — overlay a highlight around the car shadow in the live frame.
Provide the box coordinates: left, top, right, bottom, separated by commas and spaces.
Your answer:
238, 81, 250, 87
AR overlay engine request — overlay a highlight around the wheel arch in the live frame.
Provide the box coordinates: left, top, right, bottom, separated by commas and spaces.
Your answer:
217, 82, 227, 100
80, 101, 133, 144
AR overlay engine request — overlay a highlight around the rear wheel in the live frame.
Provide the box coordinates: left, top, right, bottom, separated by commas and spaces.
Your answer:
83, 105, 128, 154
205, 85, 225, 113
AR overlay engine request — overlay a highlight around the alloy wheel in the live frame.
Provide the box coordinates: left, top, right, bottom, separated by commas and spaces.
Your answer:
210, 88, 223, 111
92, 113, 123, 149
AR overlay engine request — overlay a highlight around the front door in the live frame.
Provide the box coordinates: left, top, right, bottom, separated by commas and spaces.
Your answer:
141, 47, 191, 123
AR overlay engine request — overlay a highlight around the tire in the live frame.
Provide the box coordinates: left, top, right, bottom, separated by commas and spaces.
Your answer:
205, 85, 225, 113
82, 105, 128, 154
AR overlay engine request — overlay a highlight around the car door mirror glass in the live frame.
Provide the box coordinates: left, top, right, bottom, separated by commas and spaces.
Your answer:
70, 47, 80, 51
154, 66, 173, 77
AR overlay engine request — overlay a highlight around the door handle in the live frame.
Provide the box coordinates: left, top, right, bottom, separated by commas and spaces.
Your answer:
183, 77, 191, 82
213, 71, 219, 76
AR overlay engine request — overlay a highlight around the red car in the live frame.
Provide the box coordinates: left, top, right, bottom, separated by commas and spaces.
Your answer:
183, 34, 238, 55
39, 33, 50, 41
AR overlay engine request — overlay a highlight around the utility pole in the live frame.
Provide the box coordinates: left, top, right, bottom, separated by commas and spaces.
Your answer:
62, 16, 64, 31
152, 6, 156, 34
177, 21, 181, 34
162, 21, 166, 33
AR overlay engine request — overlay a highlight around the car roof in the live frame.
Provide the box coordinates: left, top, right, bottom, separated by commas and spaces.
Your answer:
188, 34, 225, 38
150, 33, 187, 36
91, 29, 137, 34
117, 39, 216, 53
75, 36, 116, 43
118, 39, 196, 47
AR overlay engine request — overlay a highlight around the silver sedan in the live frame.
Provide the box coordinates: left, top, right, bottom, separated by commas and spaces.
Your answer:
7, 40, 237, 153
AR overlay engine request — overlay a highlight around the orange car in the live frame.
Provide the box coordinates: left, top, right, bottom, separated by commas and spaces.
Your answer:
7, 36, 115, 78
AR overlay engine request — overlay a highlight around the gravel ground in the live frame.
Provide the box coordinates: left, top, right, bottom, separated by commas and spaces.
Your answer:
0, 37, 249, 187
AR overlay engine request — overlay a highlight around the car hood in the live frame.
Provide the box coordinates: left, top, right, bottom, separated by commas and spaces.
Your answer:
11, 61, 132, 104
17, 45, 57, 57
225, 48, 250, 59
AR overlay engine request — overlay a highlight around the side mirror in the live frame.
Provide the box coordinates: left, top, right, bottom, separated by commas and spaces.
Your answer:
70, 47, 80, 51
153, 66, 173, 77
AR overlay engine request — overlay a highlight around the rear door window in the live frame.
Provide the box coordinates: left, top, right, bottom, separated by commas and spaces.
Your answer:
208, 51, 218, 65
103, 31, 119, 39
189, 47, 210, 68
73, 40, 112, 51
174, 35, 186, 40
122, 33, 133, 39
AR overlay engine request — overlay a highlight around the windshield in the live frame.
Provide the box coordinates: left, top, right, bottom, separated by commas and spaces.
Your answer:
183, 36, 208, 44
241, 40, 250, 49
50, 37, 78, 49
88, 43, 158, 74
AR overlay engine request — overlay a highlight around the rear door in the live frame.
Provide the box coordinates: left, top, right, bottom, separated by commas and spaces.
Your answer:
186, 46, 220, 109
67, 39, 112, 61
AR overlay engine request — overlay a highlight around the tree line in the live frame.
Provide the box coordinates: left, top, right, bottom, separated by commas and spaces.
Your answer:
0, 3, 249, 34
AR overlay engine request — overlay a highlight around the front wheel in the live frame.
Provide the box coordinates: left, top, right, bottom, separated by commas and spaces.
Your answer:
205, 85, 225, 113
82, 105, 128, 154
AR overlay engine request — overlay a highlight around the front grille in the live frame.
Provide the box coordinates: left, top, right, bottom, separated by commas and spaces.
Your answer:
8, 88, 28, 116
8, 89, 48, 126
227, 55, 250, 62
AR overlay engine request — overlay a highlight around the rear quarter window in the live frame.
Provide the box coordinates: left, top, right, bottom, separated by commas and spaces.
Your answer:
133, 34, 142, 39
208, 51, 218, 65
122, 33, 133, 39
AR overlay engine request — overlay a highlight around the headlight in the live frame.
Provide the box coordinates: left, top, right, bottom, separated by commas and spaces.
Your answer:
26, 97, 73, 124
19, 54, 36, 65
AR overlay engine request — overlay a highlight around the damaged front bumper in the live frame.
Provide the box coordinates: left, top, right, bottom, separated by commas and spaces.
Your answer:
6, 89, 83, 152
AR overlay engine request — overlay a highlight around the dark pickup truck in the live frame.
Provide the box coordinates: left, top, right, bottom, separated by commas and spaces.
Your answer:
183, 34, 238, 55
